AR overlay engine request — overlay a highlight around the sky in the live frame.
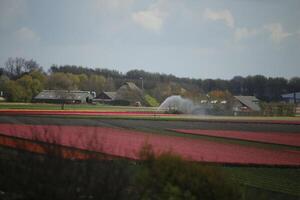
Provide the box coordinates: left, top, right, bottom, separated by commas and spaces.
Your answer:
0, 0, 299, 79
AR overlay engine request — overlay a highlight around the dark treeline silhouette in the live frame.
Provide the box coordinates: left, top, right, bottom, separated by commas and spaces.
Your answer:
50, 65, 300, 101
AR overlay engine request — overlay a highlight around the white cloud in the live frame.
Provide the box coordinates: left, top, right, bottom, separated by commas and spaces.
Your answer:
131, 0, 176, 32
264, 23, 292, 43
131, 8, 165, 32
14, 27, 40, 43
203, 8, 235, 28
131, 0, 169, 33
234, 27, 259, 41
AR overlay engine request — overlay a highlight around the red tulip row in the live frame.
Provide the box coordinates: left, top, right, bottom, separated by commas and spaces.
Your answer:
0, 123, 299, 166
172, 129, 300, 147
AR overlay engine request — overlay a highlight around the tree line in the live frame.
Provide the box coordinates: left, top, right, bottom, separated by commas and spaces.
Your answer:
0, 57, 299, 102
48, 63, 300, 101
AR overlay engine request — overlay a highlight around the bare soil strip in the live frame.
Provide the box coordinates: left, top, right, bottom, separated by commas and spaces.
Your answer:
172, 129, 300, 147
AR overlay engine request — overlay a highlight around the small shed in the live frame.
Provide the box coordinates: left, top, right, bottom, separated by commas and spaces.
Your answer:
34, 90, 94, 104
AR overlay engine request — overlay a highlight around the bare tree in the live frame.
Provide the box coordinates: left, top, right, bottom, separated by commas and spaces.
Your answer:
4, 57, 41, 79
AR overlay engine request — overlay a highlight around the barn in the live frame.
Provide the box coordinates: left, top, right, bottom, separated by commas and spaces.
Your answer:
95, 82, 144, 106
34, 90, 94, 104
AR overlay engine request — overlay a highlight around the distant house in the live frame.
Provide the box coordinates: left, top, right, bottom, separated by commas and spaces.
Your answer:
95, 82, 144, 106
34, 90, 94, 104
115, 82, 143, 104
281, 92, 300, 104
233, 96, 261, 114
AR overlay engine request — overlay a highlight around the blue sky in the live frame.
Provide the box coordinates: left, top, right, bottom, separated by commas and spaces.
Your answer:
0, 0, 299, 79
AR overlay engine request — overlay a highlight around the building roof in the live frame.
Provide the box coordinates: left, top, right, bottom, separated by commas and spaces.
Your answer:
115, 82, 143, 103
234, 96, 261, 111
120, 82, 141, 92
35, 90, 93, 100
100, 92, 117, 100
281, 92, 300, 99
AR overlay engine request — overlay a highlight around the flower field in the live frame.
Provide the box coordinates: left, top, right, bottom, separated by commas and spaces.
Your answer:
0, 123, 300, 166
172, 129, 300, 147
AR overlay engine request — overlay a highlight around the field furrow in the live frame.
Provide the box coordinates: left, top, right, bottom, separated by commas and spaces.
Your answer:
172, 129, 300, 147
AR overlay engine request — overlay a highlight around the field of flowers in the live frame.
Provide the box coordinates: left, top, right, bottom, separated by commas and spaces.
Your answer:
0, 123, 300, 166
172, 129, 300, 147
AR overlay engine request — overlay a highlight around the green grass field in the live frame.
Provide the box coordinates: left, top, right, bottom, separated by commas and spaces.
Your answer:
222, 166, 300, 197
0, 102, 158, 112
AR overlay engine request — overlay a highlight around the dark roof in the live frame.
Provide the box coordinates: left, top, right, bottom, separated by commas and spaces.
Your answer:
98, 92, 117, 100
234, 96, 261, 111
35, 90, 93, 100
119, 82, 141, 92
281, 92, 300, 99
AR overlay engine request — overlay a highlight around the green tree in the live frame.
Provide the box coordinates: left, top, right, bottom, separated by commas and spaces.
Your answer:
29, 70, 47, 85
0, 75, 9, 91
77, 73, 89, 90
15, 75, 43, 102
80, 74, 106, 94
46, 72, 76, 90
16, 75, 34, 101
4, 80, 27, 102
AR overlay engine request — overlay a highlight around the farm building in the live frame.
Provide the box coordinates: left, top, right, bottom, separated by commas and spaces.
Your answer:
233, 96, 261, 115
115, 82, 144, 105
34, 90, 94, 104
281, 92, 300, 104
95, 82, 144, 106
